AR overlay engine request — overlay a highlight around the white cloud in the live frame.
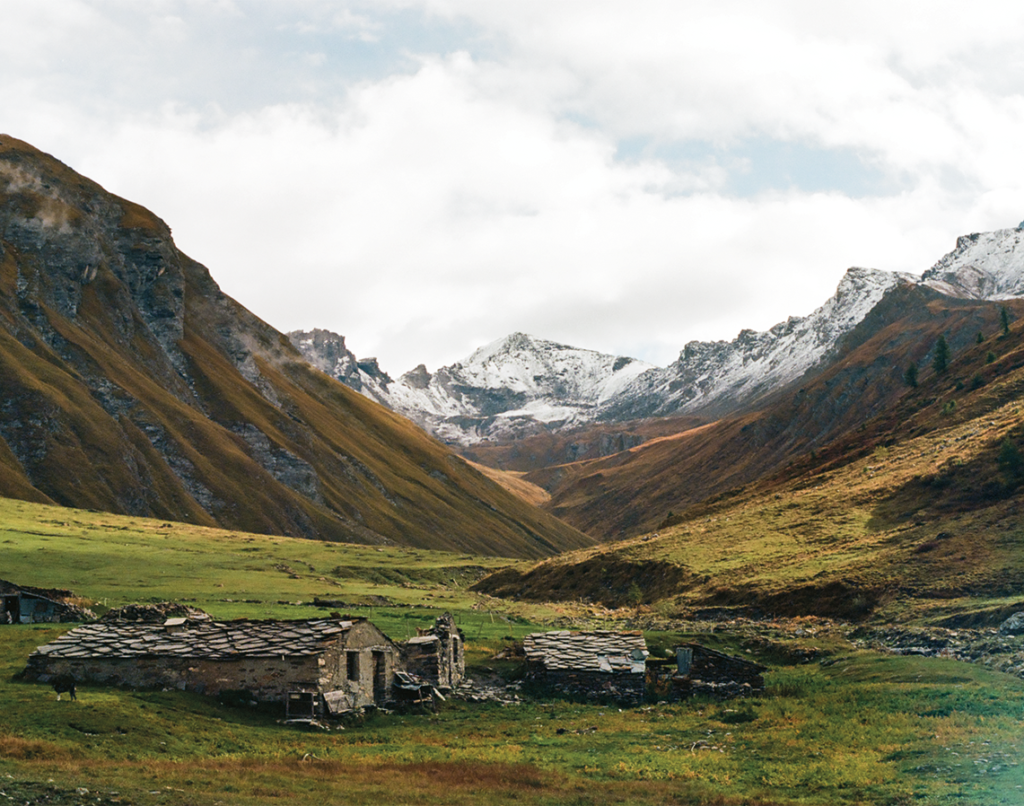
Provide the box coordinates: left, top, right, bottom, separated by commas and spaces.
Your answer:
4, 1, 1024, 374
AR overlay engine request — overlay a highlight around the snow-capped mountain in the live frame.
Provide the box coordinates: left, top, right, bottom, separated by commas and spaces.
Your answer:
295, 226, 1024, 446
389, 333, 654, 443
600, 266, 916, 421
289, 330, 653, 444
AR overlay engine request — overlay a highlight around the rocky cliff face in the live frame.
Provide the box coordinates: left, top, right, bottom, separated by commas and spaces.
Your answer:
288, 328, 393, 405
0, 134, 592, 558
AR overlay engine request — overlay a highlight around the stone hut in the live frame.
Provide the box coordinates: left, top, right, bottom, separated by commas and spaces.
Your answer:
401, 612, 465, 690
23, 617, 400, 712
669, 643, 766, 699
0, 579, 94, 624
523, 630, 648, 704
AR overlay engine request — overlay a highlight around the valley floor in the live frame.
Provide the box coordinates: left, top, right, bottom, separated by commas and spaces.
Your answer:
3, 617, 1024, 806
3, 500, 1024, 805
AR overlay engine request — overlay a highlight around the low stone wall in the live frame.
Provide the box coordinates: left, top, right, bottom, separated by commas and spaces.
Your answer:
670, 644, 765, 700
527, 667, 645, 704
24, 654, 322, 702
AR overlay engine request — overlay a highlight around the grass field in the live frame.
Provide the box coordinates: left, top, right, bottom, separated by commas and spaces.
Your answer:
3, 498, 1024, 805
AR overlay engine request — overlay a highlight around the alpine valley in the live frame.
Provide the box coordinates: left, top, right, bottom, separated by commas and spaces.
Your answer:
294, 230, 1024, 448
6, 136, 1024, 806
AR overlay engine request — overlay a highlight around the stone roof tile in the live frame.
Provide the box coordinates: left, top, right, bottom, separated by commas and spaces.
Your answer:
523, 630, 648, 674
30, 618, 359, 661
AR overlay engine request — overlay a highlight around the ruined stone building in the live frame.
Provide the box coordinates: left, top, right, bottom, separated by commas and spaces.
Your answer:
401, 612, 465, 690
23, 617, 400, 712
0, 579, 93, 624
663, 643, 766, 699
523, 630, 649, 704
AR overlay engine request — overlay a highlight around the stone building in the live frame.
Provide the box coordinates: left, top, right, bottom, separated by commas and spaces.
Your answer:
23, 617, 400, 712
0, 579, 93, 624
667, 643, 766, 699
401, 612, 465, 690
523, 630, 648, 704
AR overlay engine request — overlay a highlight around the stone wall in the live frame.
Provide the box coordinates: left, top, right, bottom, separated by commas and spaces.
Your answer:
25, 654, 323, 701
527, 667, 646, 704
22, 617, 402, 711
670, 644, 766, 700
401, 614, 465, 690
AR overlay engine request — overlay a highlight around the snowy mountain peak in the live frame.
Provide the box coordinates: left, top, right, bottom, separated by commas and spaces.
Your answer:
922, 228, 1024, 300
385, 333, 656, 443
299, 227, 1024, 446
604, 264, 912, 421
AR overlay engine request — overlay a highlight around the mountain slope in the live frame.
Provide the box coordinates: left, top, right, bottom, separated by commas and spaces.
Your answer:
922, 227, 1024, 299
600, 266, 914, 421
0, 134, 593, 558
529, 289, 1024, 539
476, 318, 1024, 621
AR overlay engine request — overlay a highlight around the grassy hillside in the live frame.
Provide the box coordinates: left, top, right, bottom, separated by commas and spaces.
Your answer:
477, 318, 1024, 624
3, 498, 1024, 805
0, 134, 592, 559
0, 497, 539, 632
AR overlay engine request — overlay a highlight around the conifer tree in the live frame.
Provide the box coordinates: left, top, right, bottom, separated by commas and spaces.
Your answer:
903, 361, 918, 387
932, 335, 950, 374
1001, 306, 1012, 337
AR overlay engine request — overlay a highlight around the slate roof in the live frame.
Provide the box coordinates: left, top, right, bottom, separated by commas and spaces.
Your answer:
31, 618, 358, 660
523, 630, 648, 674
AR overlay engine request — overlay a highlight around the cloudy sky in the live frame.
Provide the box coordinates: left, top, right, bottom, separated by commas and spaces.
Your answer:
5, 1, 1024, 374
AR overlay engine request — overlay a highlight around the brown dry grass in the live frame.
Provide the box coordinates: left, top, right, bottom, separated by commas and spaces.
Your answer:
461, 459, 551, 506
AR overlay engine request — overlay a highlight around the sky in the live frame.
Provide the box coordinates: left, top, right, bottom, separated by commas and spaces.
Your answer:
5, 1, 1024, 375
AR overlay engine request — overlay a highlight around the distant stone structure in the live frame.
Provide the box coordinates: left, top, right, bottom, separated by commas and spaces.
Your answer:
665, 643, 766, 699
523, 630, 649, 704
401, 612, 465, 690
0, 579, 94, 624
98, 602, 211, 623
23, 617, 401, 713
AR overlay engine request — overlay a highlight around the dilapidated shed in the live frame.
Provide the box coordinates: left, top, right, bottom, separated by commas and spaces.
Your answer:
23, 617, 400, 711
669, 643, 766, 699
0, 579, 94, 624
401, 612, 465, 690
523, 630, 649, 704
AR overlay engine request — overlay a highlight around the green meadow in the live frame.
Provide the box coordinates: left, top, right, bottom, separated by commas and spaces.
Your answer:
2, 498, 1024, 805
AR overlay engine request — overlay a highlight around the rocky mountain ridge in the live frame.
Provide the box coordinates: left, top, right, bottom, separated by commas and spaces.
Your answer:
296, 227, 1024, 446
290, 330, 655, 444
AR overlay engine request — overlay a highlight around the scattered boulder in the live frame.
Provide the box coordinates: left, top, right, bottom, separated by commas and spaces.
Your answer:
99, 602, 211, 623
999, 612, 1024, 635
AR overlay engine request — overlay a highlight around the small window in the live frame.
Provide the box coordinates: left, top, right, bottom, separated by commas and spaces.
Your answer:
676, 647, 693, 675
347, 651, 360, 681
